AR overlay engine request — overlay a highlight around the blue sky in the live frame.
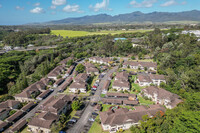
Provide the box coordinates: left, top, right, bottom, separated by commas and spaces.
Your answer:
0, 0, 199, 25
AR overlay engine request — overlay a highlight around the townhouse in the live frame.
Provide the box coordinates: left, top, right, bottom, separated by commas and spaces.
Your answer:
47, 65, 65, 80
84, 63, 99, 75
28, 94, 75, 133
99, 104, 165, 132
89, 57, 112, 66
0, 100, 20, 120
102, 93, 138, 106
136, 73, 166, 86
141, 86, 182, 109
123, 61, 157, 71
112, 72, 130, 91
69, 73, 89, 93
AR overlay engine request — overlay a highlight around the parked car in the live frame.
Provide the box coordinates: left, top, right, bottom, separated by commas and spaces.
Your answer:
91, 88, 97, 91
92, 112, 98, 116
69, 118, 77, 123
93, 85, 97, 88
88, 118, 95, 122
90, 102, 97, 107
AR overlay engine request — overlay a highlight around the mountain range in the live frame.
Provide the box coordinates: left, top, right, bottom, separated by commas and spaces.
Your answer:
47, 10, 200, 24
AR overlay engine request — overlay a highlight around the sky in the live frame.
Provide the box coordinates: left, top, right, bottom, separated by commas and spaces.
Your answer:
0, 0, 199, 25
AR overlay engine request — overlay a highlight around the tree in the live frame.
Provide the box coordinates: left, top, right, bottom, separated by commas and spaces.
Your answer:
71, 100, 82, 111
138, 52, 143, 60
67, 59, 74, 66
131, 56, 136, 60
75, 64, 85, 73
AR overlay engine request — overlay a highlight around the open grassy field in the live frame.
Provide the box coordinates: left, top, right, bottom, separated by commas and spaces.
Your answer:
51, 29, 153, 38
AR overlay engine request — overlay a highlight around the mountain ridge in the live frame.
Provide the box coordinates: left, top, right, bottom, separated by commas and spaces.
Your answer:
46, 10, 200, 24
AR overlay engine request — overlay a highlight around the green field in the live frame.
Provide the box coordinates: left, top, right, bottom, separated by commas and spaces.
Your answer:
51, 29, 153, 38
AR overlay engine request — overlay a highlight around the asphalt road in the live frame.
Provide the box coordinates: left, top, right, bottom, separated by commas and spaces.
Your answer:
67, 66, 118, 133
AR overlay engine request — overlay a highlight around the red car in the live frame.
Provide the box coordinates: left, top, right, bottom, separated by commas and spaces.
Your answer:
93, 85, 97, 88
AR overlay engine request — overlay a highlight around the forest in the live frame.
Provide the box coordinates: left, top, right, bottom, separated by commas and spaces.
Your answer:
0, 27, 200, 132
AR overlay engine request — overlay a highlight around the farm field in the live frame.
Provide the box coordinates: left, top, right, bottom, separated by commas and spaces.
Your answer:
51, 29, 153, 38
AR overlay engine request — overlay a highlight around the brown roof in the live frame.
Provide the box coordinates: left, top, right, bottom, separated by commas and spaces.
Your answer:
28, 112, 58, 129
107, 93, 136, 98
66, 65, 74, 74
59, 78, 73, 91
113, 80, 130, 88
123, 100, 139, 105
0, 100, 20, 109
11, 119, 27, 132
15, 85, 41, 99
48, 65, 65, 77
74, 73, 88, 82
59, 57, 73, 65
123, 61, 157, 68
37, 89, 52, 99
54, 78, 64, 85
102, 98, 123, 104
149, 74, 165, 80
115, 72, 129, 81
21, 102, 35, 112
84, 63, 95, 68
102, 80, 110, 90
0, 120, 8, 130
142, 86, 182, 108
7, 110, 24, 122
86, 67, 99, 73
137, 74, 152, 82
40, 94, 74, 114
69, 81, 86, 89
40, 78, 50, 86
99, 105, 165, 126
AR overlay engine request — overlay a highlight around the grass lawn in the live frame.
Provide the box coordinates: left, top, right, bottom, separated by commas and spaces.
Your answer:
88, 120, 109, 133
101, 104, 135, 112
51, 29, 153, 38
21, 126, 31, 133
138, 96, 154, 105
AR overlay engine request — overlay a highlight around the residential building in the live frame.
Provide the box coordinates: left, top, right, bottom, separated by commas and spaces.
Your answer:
0, 100, 20, 120
21, 102, 35, 112
99, 105, 165, 132
28, 112, 58, 133
73, 73, 88, 83
47, 65, 65, 80
112, 72, 130, 91
10, 119, 27, 133
102, 80, 110, 92
102, 93, 138, 106
53, 78, 64, 87
86, 67, 99, 75
69, 81, 87, 93
123, 61, 157, 71
36, 89, 53, 101
136, 74, 166, 86
142, 86, 182, 109
89, 57, 112, 66
0, 120, 8, 132
39, 94, 74, 115
58, 77, 73, 92
6, 110, 25, 123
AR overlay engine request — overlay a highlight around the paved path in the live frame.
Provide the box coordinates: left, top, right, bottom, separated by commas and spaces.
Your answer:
67, 66, 118, 133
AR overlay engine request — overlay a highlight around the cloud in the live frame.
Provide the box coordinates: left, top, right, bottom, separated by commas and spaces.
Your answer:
15, 6, 24, 10
160, 0, 176, 7
34, 2, 40, 6
30, 7, 45, 14
50, 5, 56, 9
130, 0, 157, 8
52, 0, 66, 6
0, 4, 2, 8
63, 4, 83, 13
89, 0, 111, 12
160, 0, 186, 7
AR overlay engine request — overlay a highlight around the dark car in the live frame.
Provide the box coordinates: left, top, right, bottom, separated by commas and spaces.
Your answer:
92, 112, 98, 116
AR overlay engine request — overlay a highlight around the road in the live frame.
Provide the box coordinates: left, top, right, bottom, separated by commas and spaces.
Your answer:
67, 66, 118, 133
